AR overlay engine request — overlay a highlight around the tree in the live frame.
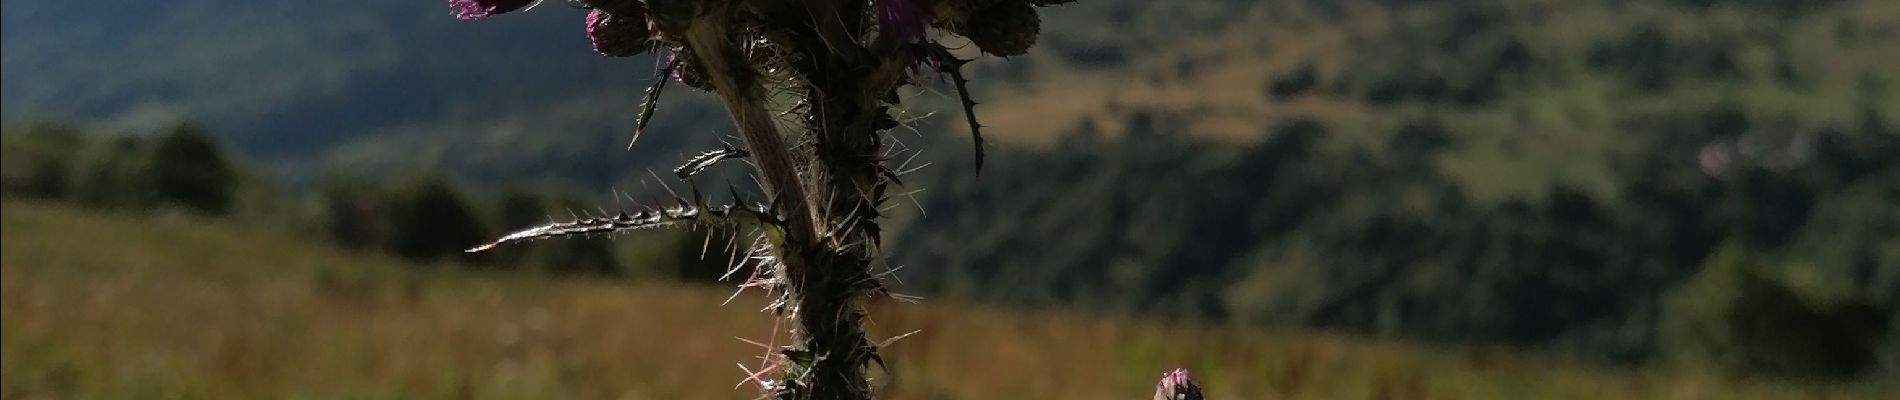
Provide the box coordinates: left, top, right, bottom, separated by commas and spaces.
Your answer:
385, 171, 489, 264
1662, 247, 1891, 379
149, 121, 238, 215
0, 121, 86, 198
68, 136, 156, 209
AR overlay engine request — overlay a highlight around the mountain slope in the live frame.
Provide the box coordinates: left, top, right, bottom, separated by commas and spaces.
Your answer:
1, 0, 658, 159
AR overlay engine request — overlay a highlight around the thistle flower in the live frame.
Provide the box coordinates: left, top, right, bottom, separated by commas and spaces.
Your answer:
449, 0, 537, 20
586, 8, 650, 57
875, 0, 932, 49
1153, 368, 1205, 400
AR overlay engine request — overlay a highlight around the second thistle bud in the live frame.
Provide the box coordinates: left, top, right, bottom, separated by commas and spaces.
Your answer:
587, 8, 651, 57
964, 0, 1040, 57
1153, 368, 1205, 400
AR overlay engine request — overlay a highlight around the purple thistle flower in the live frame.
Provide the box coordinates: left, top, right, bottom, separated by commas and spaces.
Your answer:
1153, 368, 1205, 400
875, 0, 931, 49
450, 0, 537, 20
586, 8, 650, 57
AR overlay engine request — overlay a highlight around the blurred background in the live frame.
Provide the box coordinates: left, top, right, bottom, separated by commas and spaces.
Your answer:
3, 0, 1897, 398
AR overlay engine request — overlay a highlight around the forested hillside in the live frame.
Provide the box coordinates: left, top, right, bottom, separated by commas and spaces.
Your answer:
889, 0, 1900, 369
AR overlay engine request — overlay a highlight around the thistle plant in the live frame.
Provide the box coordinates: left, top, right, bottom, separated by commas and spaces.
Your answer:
1153, 368, 1205, 400
451, 0, 1068, 398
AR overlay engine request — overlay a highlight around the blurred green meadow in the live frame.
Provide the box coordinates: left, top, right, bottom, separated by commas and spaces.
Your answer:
3, 199, 1888, 399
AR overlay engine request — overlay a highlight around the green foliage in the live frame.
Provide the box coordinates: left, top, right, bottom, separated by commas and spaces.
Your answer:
148, 122, 238, 215
308, 173, 727, 279
1325, 4, 1534, 106
490, 188, 620, 275
1662, 247, 1891, 379
1264, 63, 1318, 98
1586, 21, 1738, 92
658, 226, 741, 283
299, 167, 737, 278
66, 136, 157, 209
0, 121, 86, 198
4, 120, 249, 216
1788, 169, 1900, 306
491, 189, 553, 267
384, 171, 489, 264
898, 97, 1899, 368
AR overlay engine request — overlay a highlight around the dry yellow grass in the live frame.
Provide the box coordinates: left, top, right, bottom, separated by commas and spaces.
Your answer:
967, 7, 1382, 148
0, 199, 1881, 399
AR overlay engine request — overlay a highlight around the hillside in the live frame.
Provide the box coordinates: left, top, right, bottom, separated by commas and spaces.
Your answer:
0, 0, 1267, 185
0, 0, 690, 181
5, 1, 1896, 184
883, 0, 1900, 366
2, 199, 1886, 399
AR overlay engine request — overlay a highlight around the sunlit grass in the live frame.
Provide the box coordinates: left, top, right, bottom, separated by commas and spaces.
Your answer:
1, 199, 1883, 399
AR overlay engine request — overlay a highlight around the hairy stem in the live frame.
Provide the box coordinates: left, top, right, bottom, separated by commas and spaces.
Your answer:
682, 17, 818, 239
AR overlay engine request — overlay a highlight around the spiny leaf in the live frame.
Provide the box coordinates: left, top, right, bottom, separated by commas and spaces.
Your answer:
466, 202, 774, 253
628, 55, 679, 149
674, 145, 751, 179
922, 43, 985, 177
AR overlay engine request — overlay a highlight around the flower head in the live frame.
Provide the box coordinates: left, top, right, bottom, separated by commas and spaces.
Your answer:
963, 0, 1039, 56
450, 0, 537, 20
586, 8, 650, 57
1153, 368, 1204, 400
875, 0, 931, 49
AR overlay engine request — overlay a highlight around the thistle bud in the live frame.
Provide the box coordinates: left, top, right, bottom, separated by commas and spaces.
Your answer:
1153, 368, 1205, 400
965, 0, 1039, 57
929, 0, 987, 35
586, 8, 651, 57
449, 0, 536, 20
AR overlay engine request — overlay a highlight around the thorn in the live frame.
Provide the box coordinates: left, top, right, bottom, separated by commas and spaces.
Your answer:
629, 56, 679, 150
699, 226, 716, 260
649, 170, 684, 202
734, 336, 772, 350
875, 329, 923, 348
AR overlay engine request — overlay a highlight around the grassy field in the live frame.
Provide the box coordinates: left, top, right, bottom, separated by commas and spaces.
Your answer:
0, 199, 1885, 399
